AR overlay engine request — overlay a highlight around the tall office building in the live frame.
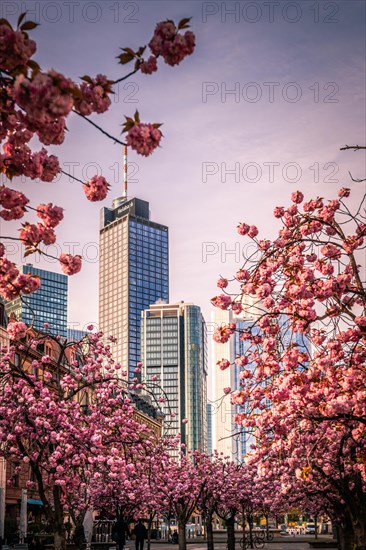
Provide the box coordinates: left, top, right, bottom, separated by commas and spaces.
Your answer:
99, 197, 169, 379
66, 328, 89, 342
141, 302, 207, 452
5, 265, 68, 337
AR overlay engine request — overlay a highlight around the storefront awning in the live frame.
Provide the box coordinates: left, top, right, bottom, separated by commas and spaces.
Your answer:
27, 499, 43, 506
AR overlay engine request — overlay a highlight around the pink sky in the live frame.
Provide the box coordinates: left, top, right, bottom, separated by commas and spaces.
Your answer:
1, 0, 365, 335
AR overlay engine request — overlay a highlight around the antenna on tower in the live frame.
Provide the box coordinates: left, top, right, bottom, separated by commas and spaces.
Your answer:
123, 145, 128, 199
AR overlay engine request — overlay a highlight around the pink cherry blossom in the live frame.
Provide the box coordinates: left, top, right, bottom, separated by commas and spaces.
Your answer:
126, 123, 162, 156
237, 222, 250, 235
7, 321, 27, 340
74, 74, 112, 116
83, 175, 109, 202
59, 253, 82, 275
291, 190, 304, 203
217, 277, 228, 288
338, 187, 351, 198
36, 203, 64, 228
217, 358, 231, 370
0, 24, 36, 72
140, 56, 158, 74
149, 21, 195, 67
273, 206, 285, 218
248, 225, 259, 238
211, 294, 232, 310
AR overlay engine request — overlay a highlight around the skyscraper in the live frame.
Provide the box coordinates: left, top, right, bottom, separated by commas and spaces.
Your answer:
141, 302, 207, 452
5, 264, 68, 337
99, 197, 169, 379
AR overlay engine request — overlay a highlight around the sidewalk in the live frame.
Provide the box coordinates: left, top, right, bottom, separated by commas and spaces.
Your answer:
125, 535, 337, 550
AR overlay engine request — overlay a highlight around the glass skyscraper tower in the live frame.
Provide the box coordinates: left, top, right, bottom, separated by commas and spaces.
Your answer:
141, 302, 207, 453
5, 264, 68, 337
99, 197, 169, 379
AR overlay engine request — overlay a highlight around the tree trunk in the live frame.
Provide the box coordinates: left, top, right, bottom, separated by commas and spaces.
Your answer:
226, 516, 235, 550
52, 487, 67, 550
205, 516, 214, 550
178, 521, 186, 550
337, 516, 355, 550
353, 517, 366, 550
315, 515, 318, 540
247, 515, 254, 550
349, 501, 366, 550
54, 527, 66, 550
265, 514, 269, 541
146, 516, 153, 550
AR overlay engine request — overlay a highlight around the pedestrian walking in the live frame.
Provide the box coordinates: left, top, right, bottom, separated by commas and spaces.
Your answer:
133, 519, 147, 550
112, 516, 130, 550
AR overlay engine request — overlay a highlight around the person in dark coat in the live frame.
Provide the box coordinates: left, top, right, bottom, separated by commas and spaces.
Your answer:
113, 516, 130, 550
133, 519, 147, 550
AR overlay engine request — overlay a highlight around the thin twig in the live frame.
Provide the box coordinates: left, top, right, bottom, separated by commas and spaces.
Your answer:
112, 68, 139, 85
60, 169, 85, 185
72, 109, 126, 146
340, 145, 366, 151
348, 171, 366, 183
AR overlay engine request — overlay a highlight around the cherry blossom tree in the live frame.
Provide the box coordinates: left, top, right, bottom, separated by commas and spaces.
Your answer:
195, 452, 224, 550
0, 328, 165, 550
213, 461, 242, 550
152, 451, 205, 550
212, 184, 366, 549
0, 14, 195, 303
89, 431, 172, 544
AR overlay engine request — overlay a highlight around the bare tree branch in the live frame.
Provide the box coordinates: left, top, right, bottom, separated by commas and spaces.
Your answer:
340, 145, 366, 151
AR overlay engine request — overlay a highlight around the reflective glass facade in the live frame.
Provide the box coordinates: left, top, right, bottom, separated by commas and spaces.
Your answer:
66, 328, 88, 342
5, 265, 68, 337
141, 302, 207, 453
99, 197, 169, 380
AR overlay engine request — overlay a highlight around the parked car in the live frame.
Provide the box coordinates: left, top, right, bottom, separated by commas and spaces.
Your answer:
306, 523, 316, 534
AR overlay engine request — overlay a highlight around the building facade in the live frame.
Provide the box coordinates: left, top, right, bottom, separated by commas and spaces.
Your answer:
141, 302, 207, 452
211, 308, 236, 458
66, 328, 89, 342
99, 197, 169, 380
206, 403, 214, 456
5, 265, 68, 337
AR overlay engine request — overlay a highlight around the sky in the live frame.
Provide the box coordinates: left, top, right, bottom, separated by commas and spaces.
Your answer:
2, 0, 366, 342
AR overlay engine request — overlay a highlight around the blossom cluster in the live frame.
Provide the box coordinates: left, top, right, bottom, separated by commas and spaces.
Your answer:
126, 123, 162, 157
148, 20, 195, 67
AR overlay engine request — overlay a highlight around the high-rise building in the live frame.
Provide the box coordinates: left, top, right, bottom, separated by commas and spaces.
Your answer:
141, 302, 207, 452
99, 197, 169, 379
5, 265, 68, 337
66, 328, 89, 342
